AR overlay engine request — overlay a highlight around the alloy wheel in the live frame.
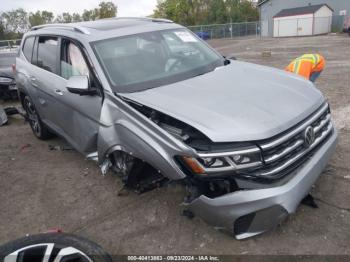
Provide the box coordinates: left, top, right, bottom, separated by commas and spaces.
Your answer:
23, 97, 41, 137
4, 243, 93, 262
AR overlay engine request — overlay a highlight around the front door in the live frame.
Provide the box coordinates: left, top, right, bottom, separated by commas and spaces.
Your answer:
51, 38, 103, 154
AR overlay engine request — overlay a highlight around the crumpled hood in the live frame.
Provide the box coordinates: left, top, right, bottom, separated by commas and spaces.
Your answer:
121, 61, 325, 142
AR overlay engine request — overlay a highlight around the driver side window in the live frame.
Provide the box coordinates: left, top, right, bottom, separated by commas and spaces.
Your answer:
61, 40, 89, 80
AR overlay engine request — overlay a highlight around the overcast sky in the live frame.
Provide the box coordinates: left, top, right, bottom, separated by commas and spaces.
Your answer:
0, 0, 158, 17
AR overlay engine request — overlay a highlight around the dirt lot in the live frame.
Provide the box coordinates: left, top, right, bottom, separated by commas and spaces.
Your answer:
1, 34, 350, 255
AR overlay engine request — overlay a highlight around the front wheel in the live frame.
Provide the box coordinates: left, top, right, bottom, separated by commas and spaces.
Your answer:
23, 95, 54, 140
0, 233, 112, 262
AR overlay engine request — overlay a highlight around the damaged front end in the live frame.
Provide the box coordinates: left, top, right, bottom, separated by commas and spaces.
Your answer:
125, 99, 337, 239
179, 105, 338, 239
114, 97, 292, 238
97, 94, 337, 239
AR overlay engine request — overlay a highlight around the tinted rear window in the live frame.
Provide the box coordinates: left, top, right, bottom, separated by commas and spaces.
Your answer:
37, 36, 58, 73
22, 37, 35, 62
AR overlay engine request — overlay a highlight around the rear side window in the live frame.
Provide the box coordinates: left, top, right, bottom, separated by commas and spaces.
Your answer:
22, 37, 35, 62
37, 36, 59, 73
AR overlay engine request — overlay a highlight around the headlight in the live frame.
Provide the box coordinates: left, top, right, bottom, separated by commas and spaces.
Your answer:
181, 147, 262, 175
0, 77, 12, 83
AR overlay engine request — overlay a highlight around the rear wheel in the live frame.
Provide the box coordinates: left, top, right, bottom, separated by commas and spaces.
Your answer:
23, 95, 54, 140
0, 233, 112, 262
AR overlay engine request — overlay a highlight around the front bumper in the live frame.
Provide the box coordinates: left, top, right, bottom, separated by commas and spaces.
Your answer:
185, 129, 338, 239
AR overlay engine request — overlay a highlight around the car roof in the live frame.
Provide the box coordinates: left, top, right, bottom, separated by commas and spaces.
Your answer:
28, 17, 184, 42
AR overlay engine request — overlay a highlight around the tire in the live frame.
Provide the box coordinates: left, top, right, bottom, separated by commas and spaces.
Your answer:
23, 95, 55, 140
0, 233, 112, 262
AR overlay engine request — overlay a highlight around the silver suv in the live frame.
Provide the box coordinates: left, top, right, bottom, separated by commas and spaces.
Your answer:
16, 18, 337, 239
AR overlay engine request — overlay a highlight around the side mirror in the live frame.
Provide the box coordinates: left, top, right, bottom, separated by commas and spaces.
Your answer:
223, 55, 237, 65
66, 75, 97, 96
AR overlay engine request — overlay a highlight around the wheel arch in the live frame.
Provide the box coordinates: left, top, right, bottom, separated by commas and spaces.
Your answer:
18, 89, 28, 108
97, 122, 187, 181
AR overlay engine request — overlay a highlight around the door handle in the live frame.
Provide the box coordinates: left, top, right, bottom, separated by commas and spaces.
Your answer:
29, 76, 38, 87
54, 89, 64, 96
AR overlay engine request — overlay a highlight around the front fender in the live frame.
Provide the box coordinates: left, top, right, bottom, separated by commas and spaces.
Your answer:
97, 94, 195, 180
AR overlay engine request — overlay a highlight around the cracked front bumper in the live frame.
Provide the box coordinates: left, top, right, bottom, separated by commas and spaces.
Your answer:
185, 129, 338, 239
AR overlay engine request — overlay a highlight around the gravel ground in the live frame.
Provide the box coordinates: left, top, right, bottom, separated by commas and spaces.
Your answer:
0, 34, 349, 255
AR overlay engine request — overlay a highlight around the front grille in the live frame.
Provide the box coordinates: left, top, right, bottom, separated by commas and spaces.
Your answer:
246, 103, 333, 179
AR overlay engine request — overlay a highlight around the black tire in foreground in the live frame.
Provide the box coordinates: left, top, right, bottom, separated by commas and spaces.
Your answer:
22, 95, 55, 140
0, 233, 112, 262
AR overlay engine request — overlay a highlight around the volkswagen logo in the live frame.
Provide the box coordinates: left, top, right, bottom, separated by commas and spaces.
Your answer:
304, 126, 315, 147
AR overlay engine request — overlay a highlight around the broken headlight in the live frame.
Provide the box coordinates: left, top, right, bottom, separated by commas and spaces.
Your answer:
181, 147, 263, 175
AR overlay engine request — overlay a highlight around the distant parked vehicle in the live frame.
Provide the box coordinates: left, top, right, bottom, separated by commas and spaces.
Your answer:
0, 52, 17, 100
342, 27, 350, 36
342, 18, 350, 36
195, 31, 210, 40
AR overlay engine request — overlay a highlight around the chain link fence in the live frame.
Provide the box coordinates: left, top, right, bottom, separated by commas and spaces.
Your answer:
188, 15, 346, 40
188, 21, 260, 40
0, 39, 21, 52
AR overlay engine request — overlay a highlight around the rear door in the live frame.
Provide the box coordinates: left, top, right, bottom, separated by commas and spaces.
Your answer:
29, 35, 63, 130
16, 36, 37, 106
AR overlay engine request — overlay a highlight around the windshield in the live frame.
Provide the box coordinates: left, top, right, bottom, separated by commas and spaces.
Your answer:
92, 29, 224, 93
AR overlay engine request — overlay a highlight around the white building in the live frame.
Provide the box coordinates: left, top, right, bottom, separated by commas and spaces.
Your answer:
273, 4, 334, 37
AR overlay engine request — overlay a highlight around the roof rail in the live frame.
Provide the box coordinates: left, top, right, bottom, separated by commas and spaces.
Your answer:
107, 17, 173, 23
150, 18, 173, 23
31, 24, 90, 35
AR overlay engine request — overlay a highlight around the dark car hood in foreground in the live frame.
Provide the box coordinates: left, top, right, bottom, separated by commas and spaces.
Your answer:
121, 61, 325, 142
